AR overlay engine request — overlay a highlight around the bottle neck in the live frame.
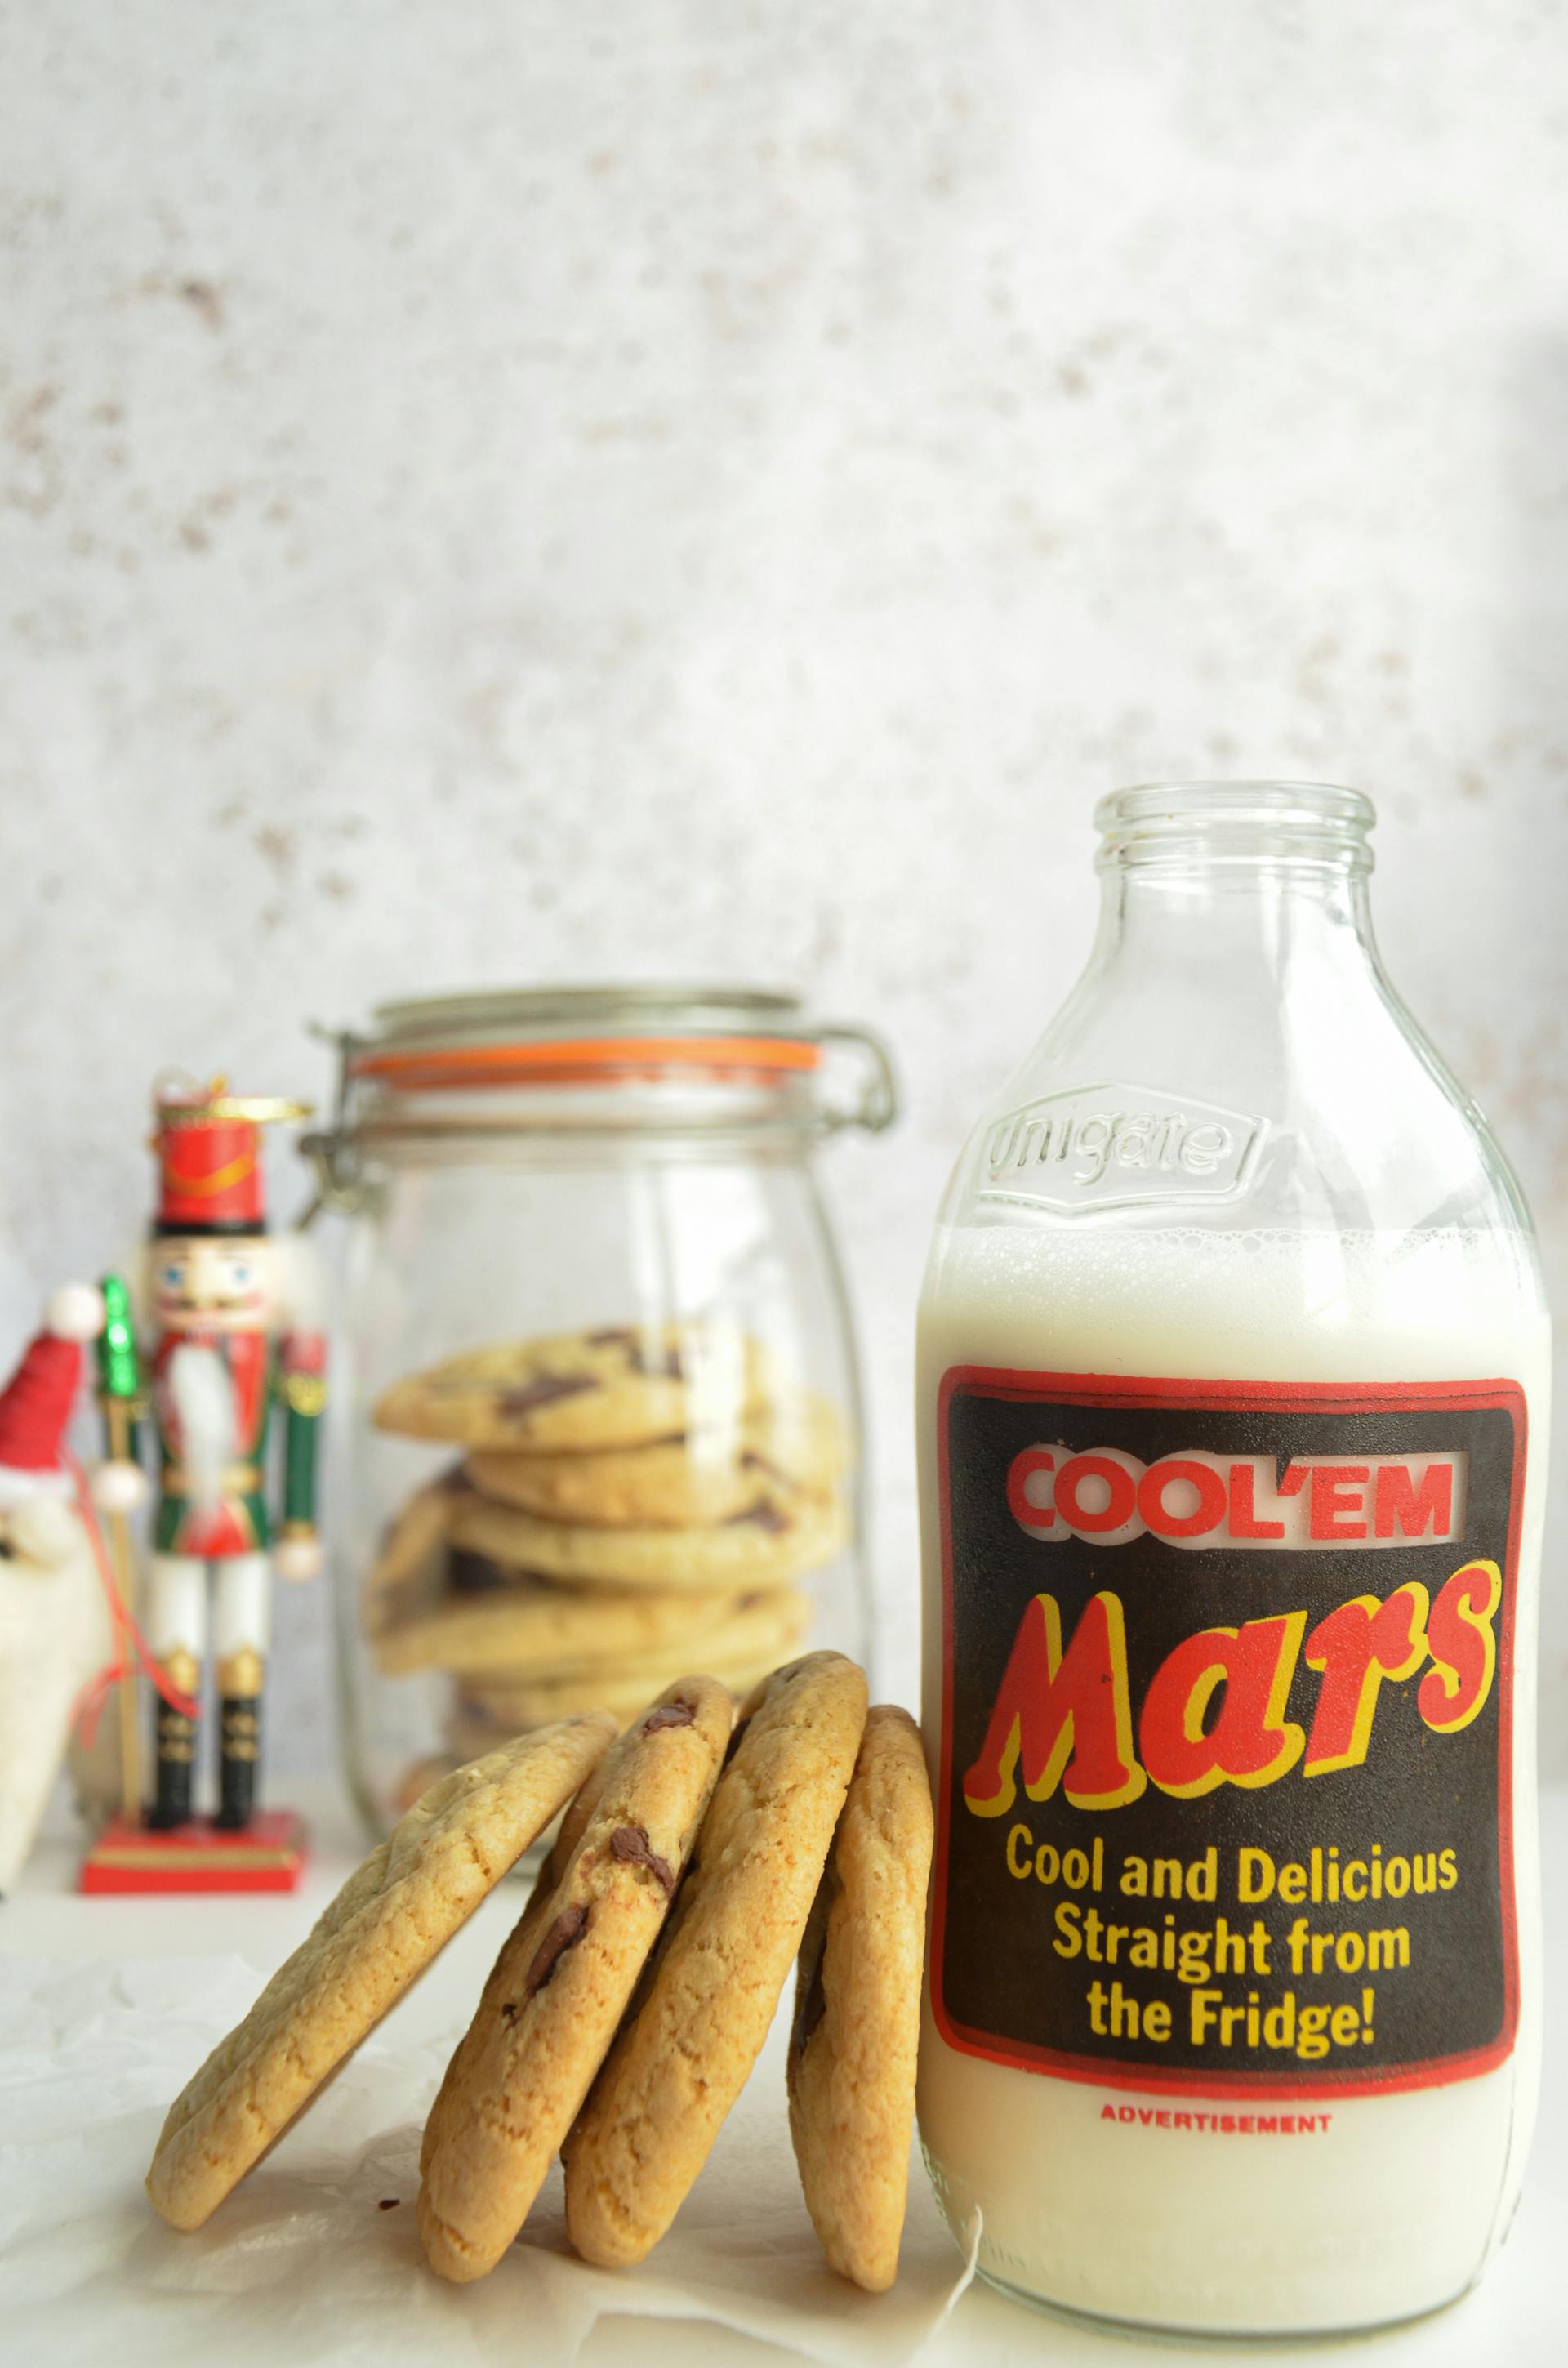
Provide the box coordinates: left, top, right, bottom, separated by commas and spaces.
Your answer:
1088, 782, 1383, 999
1091, 858, 1381, 988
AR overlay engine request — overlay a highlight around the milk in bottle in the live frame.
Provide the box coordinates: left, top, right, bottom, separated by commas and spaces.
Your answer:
916, 783, 1549, 2335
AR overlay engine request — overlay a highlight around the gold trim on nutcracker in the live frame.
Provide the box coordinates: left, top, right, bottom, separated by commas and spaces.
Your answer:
156, 1091, 314, 1130
281, 1518, 318, 1541
161, 1461, 263, 1495
279, 1371, 327, 1417
218, 1648, 265, 1697
161, 1649, 202, 1697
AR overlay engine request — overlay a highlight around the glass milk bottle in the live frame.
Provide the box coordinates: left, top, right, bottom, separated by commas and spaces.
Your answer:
916, 783, 1550, 2336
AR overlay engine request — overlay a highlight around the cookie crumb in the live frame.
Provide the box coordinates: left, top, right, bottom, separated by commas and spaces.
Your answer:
379, 2196, 400, 2210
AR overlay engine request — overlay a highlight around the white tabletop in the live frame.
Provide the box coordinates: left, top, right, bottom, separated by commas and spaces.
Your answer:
7, 1782, 1566, 2368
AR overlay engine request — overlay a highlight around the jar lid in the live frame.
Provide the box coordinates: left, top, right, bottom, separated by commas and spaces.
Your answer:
304, 988, 897, 1191
350, 984, 825, 1093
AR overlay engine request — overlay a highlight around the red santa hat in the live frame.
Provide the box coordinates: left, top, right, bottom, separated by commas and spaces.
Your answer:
0, 1286, 104, 1507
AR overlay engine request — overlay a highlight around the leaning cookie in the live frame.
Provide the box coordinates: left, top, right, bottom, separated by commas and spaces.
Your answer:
418, 1676, 734, 2282
145, 1717, 616, 2232
373, 1323, 772, 1452
415, 1720, 617, 2178
449, 1491, 848, 1593
788, 1705, 934, 2291
564, 1652, 868, 2267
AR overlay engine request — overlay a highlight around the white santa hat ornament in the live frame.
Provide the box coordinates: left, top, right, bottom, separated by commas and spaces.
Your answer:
0, 1287, 104, 1508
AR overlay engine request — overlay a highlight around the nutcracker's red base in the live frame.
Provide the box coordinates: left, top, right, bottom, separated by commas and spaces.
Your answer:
79, 1810, 309, 1894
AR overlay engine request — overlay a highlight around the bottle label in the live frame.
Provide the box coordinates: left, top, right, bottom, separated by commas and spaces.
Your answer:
932, 1368, 1525, 2098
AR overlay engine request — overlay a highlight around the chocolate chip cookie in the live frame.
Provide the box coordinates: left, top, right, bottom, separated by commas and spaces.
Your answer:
145, 1718, 616, 2232
564, 1652, 868, 2266
787, 1704, 934, 2290
369, 1554, 773, 1680
448, 1491, 847, 1593
418, 1676, 733, 2281
372, 1324, 773, 1453
465, 1394, 848, 1530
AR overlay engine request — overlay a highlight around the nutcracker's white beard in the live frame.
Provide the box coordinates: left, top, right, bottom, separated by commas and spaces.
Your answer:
169, 1343, 236, 1507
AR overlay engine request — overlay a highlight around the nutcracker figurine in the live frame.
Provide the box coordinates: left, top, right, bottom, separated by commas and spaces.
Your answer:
79, 1078, 325, 1891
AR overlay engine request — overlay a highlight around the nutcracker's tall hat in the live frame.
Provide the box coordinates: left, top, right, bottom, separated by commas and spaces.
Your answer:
151, 1079, 313, 1238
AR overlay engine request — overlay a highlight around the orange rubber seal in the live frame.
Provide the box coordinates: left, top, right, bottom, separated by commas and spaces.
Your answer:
351, 1035, 823, 1093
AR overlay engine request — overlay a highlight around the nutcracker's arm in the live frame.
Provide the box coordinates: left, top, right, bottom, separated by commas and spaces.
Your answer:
277, 1330, 327, 1542
272, 1232, 326, 1578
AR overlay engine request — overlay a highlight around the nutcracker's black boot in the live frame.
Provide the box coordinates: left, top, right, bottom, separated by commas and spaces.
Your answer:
147, 1659, 198, 1829
216, 1694, 261, 1830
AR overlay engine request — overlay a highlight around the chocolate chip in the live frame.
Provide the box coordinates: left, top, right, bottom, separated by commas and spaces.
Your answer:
643, 1698, 696, 1732
724, 1501, 792, 1535
378, 2197, 400, 2210
500, 2000, 519, 2022
448, 1547, 514, 1596
527, 1902, 590, 1994
739, 1449, 786, 1481
610, 1822, 676, 1893
498, 1373, 599, 1417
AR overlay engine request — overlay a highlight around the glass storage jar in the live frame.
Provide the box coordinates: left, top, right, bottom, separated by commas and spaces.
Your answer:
304, 986, 895, 1838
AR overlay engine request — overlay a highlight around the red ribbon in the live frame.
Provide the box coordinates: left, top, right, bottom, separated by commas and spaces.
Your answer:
66, 1449, 200, 1739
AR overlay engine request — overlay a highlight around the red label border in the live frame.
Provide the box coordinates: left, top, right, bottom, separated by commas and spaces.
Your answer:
931, 1367, 1526, 2101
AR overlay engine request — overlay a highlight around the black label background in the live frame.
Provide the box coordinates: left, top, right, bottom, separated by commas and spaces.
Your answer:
936, 1376, 1521, 2095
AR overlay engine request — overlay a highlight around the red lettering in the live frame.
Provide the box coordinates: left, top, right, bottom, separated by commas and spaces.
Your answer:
1309, 1465, 1369, 1541
1419, 1559, 1500, 1734
1138, 1456, 1227, 1540
1055, 1452, 1138, 1536
1302, 1583, 1429, 1774
1139, 1614, 1306, 1797
1228, 1461, 1285, 1540
1374, 1460, 1454, 1540
1006, 1446, 1057, 1534
962, 1590, 1146, 1815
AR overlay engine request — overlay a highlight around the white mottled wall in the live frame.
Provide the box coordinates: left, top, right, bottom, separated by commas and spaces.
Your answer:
4, 3, 1568, 1773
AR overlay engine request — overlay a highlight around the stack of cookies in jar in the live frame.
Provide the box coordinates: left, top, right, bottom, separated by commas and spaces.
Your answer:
364, 1322, 849, 1786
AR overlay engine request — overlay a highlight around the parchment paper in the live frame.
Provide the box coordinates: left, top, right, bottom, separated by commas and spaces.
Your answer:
0, 1951, 978, 2367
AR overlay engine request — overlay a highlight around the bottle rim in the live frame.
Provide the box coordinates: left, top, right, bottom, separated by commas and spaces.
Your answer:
1094, 780, 1376, 873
